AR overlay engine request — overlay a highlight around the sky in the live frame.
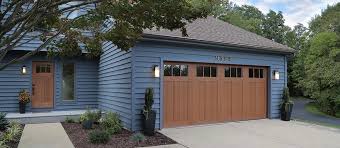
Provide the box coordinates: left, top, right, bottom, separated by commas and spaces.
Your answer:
229, 0, 339, 28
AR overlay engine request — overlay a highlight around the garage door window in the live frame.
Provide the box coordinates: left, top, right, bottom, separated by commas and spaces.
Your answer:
225, 67, 242, 78
197, 66, 217, 77
249, 68, 264, 78
164, 64, 188, 76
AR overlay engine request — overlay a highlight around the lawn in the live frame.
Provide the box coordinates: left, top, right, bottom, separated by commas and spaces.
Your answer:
305, 102, 340, 118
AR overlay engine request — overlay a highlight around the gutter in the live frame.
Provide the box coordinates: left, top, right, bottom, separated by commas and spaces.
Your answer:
141, 34, 296, 55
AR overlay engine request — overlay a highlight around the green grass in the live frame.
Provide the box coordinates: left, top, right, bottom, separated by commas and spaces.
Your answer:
305, 102, 340, 118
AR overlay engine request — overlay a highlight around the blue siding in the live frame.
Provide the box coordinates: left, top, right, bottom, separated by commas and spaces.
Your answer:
0, 52, 98, 112
131, 41, 288, 131
54, 57, 98, 110
98, 42, 133, 130
0, 52, 31, 112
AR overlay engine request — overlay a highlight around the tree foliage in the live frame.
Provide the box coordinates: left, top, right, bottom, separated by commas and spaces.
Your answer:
291, 3, 340, 116
0, 0, 219, 70
297, 32, 340, 115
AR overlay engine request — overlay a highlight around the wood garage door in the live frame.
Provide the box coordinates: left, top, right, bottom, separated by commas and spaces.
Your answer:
163, 62, 267, 128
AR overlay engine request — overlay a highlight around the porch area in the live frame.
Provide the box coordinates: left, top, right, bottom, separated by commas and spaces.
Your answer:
5, 110, 91, 124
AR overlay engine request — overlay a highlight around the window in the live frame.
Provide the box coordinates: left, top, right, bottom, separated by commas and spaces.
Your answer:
173, 65, 180, 76
180, 65, 188, 76
36, 64, 51, 73
249, 68, 264, 78
204, 66, 210, 77
225, 67, 242, 78
164, 65, 172, 76
164, 64, 188, 77
197, 66, 203, 77
197, 66, 217, 77
62, 63, 75, 100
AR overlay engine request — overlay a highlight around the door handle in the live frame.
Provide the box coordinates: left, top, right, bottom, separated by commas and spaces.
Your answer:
32, 84, 35, 96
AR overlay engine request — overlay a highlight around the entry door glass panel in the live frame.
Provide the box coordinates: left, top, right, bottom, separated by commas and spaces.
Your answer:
62, 63, 75, 100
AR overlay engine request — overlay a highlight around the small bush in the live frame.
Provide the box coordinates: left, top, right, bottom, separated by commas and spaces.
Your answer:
0, 140, 9, 148
101, 112, 122, 135
130, 132, 146, 144
1, 121, 22, 143
88, 130, 110, 144
79, 109, 101, 123
65, 117, 75, 123
0, 113, 9, 131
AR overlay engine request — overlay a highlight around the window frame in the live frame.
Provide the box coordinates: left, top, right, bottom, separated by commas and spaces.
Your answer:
164, 64, 189, 77
61, 62, 76, 102
225, 66, 242, 78
249, 67, 265, 79
197, 65, 217, 78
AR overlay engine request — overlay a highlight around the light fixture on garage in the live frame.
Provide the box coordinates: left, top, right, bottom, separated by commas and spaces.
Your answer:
21, 65, 27, 75
273, 70, 279, 80
153, 65, 160, 78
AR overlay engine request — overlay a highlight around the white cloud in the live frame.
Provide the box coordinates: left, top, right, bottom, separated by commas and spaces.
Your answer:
229, 0, 251, 6
230, 0, 339, 27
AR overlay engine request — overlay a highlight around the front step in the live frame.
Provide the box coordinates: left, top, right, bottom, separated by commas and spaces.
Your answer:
6, 110, 88, 124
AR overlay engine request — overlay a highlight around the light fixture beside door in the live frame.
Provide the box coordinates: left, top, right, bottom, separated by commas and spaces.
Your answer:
153, 65, 160, 78
21, 65, 27, 75
273, 70, 280, 80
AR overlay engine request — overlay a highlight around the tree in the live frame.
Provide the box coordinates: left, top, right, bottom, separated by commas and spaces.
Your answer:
262, 10, 285, 44
219, 4, 264, 35
0, 0, 219, 70
297, 32, 340, 116
309, 3, 340, 35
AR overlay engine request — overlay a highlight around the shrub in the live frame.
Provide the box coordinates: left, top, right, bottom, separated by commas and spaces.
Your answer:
65, 117, 75, 123
101, 112, 122, 135
94, 110, 102, 123
79, 109, 101, 123
88, 130, 110, 144
1, 121, 22, 143
0, 113, 9, 131
143, 88, 154, 120
130, 132, 146, 144
0, 140, 9, 148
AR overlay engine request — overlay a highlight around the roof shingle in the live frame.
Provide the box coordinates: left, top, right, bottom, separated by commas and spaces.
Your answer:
143, 16, 295, 53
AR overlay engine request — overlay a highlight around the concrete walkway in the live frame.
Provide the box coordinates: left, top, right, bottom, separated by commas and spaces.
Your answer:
292, 99, 340, 125
18, 123, 74, 148
160, 119, 340, 148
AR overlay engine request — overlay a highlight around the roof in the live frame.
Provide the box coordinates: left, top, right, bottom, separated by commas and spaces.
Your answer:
143, 16, 295, 54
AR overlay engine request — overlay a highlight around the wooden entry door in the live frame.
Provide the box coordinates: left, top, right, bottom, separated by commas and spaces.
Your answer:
163, 62, 267, 128
32, 62, 54, 108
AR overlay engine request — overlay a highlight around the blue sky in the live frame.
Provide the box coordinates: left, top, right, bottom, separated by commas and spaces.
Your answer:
230, 0, 339, 27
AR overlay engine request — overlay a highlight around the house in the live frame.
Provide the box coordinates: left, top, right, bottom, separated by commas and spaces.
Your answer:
0, 16, 294, 131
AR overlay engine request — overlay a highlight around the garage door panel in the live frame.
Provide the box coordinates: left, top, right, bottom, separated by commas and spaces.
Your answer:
256, 82, 267, 118
164, 62, 267, 128
218, 81, 232, 121
231, 80, 243, 121
164, 81, 174, 127
204, 81, 218, 122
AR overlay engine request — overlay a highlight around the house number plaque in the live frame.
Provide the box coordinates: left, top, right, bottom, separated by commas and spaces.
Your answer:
215, 56, 231, 62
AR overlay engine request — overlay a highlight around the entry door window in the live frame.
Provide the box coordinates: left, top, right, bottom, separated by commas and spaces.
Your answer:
62, 63, 75, 100
36, 64, 52, 73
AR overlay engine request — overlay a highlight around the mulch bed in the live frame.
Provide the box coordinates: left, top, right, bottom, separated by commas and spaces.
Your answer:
62, 123, 177, 148
0, 124, 24, 148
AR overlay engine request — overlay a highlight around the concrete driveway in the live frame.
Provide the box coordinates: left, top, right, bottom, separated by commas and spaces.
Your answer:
160, 119, 340, 148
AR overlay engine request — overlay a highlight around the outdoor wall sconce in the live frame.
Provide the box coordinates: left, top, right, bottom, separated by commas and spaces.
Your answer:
153, 65, 160, 78
21, 65, 27, 75
273, 70, 280, 80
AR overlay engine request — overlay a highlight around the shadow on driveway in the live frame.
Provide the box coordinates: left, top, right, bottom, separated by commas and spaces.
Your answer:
292, 99, 340, 125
